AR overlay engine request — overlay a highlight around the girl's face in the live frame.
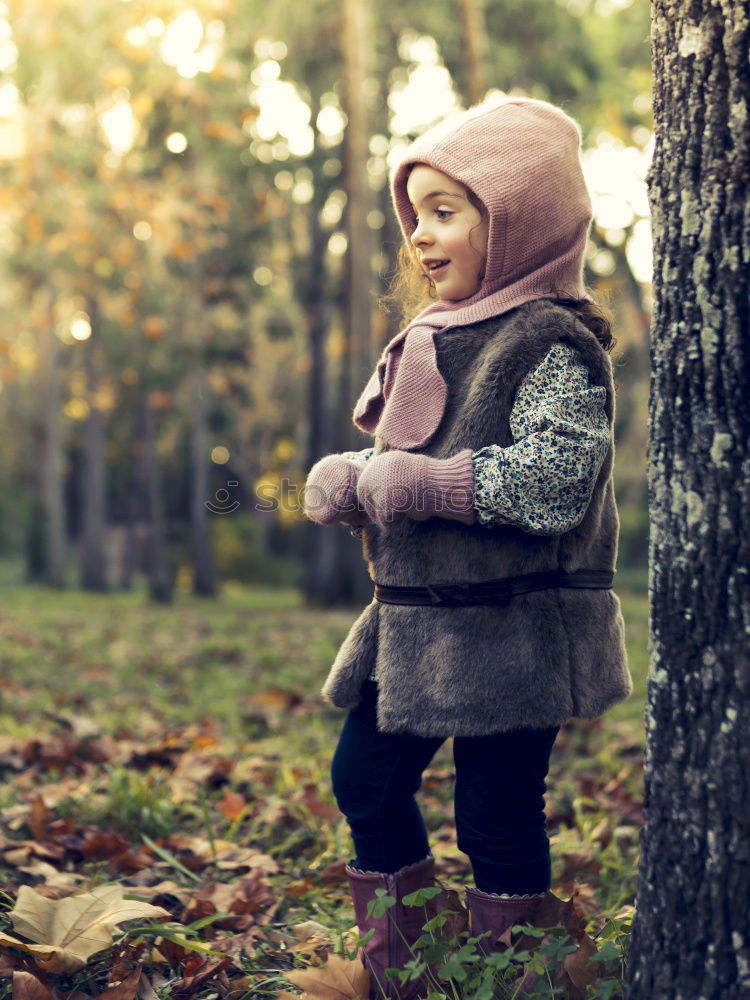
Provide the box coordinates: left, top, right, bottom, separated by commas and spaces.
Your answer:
406, 164, 489, 302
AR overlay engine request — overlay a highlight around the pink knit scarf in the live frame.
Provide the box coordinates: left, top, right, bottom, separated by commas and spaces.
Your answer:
353, 96, 593, 451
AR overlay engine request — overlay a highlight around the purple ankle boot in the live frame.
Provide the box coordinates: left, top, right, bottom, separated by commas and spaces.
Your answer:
464, 886, 547, 955
345, 854, 442, 1000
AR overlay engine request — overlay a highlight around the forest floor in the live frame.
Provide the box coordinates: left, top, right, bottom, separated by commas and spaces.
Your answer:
0, 571, 648, 1000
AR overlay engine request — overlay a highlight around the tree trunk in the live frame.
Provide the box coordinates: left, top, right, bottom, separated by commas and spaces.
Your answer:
120, 393, 147, 590
190, 368, 216, 596
302, 89, 344, 605
143, 398, 173, 603
79, 299, 108, 592
38, 290, 66, 587
626, 3, 750, 997
317, 0, 375, 605
456, 0, 488, 107
341, 0, 374, 444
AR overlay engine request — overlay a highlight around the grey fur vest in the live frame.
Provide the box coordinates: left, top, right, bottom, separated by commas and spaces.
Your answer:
321, 299, 633, 737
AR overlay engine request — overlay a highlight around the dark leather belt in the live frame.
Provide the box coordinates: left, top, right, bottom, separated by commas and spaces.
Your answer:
374, 569, 614, 607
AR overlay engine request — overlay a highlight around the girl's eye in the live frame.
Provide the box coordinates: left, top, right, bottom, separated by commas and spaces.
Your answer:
411, 208, 454, 224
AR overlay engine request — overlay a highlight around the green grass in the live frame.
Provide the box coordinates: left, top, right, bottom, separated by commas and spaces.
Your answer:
0, 571, 648, 739
0, 580, 358, 741
0, 569, 648, 998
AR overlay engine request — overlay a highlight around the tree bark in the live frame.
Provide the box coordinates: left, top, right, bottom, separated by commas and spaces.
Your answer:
143, 398, 173, 603
190, 368, 217, 596
626, 3, 750, 997
79, 299, 108, 592
341, 0, 374, 443
456, 0, 488, 106
302, 88, 344, 605
318, 0, 375, 605
38, 289, 66, 587
120, 394, 147, 591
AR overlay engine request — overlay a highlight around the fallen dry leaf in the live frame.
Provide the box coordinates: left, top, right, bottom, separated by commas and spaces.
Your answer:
91, 966, 143, 1000
180, 872, 275, 932
169, 954, 233, 996
0, 837, 65, 867
211, 844, 278, 874
217, 788, 248, 820
108, 940, 149, 984
563, 931, 599, 989
0, 884, 169, 974
17, 859, 86, 890
12, 970, 55, 1000
284, 953, 370, 1000
28, 795, 51, 842
208, 928, 266, 964
287, 920, 336, 961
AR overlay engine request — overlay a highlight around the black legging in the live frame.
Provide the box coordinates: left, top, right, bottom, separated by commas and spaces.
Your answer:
331, 679, 559, 895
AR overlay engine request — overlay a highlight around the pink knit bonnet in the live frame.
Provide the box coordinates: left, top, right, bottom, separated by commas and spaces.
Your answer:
353, 95, 594, 450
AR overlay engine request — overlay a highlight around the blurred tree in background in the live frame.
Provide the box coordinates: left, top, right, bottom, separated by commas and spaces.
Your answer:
0, 0, 652, 603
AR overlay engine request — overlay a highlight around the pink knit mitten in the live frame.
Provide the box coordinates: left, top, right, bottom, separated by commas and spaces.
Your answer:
303, 455, 369, 526
356, 449, 476, 530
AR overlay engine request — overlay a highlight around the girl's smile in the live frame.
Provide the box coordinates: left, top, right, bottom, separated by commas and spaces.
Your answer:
406, 164, 489, 302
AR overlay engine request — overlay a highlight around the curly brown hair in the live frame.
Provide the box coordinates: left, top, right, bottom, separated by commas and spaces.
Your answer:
378, 165, 616, 354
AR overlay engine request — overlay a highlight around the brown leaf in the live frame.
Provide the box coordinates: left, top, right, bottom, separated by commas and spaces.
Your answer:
82, 830, 131, 860
436, 886, 470, 942
288, 921, 335, 961
285, 877, 317, 897
565, 881, 606, 923
563, 932, 599, 989
170, 954, 233, 996
180, 873, 275, 932
557, 846, 602, 883
1, 838, 66, 867
91, 967, 143, 1000
295, 784, 342, 824
28, 796, 51, 842
12, 970, 54, 1000
217, 789, 247, 820
81, 831, 152, 875
285, 954, 370, 1000
156, 834, 212, 873
209, 929, 265, 964
212, 845, 278, 874
245, 687, 302, 715
134, 880, 195, 908
16, 859, 84, 891
317, 860, 348, 885
21, 734, 109, 772
157, 937, 192, 970
109, 940, 148, 984
170, 752, 234, 798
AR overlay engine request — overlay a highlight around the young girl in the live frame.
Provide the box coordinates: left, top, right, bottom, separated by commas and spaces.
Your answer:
303, 95, 632, 999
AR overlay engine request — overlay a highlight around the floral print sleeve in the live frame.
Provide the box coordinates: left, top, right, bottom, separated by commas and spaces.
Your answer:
340, 447, 376, 463
471, 342, 610, 535
338, 448, 374, 537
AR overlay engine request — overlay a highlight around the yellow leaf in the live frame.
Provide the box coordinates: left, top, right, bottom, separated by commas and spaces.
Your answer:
0, 932, 67, 972
284, 953, 369, 1000
0, 885, 169, 974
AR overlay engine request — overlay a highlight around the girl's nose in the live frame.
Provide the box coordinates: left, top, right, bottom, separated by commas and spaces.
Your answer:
410, 221, 433, 247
